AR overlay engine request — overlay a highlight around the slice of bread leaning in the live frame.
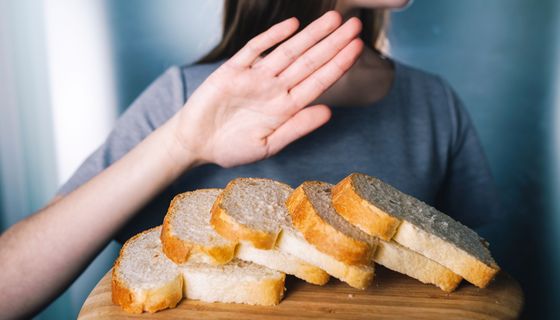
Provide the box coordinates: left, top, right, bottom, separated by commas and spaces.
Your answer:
161, 189, 236, 265
210, 178, 329, 285
210, 178, 294, 249
112, 227, 183, 313
284, 181, 376, 289
375, 240, 462, 292
235, 242, 330, 286
181, 259, 285, 306
276, 228, 375, 289
332, 173, 500, 288
286, 181, 378, 266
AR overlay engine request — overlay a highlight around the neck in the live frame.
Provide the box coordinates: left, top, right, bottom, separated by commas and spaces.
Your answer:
312, 38, 394, 107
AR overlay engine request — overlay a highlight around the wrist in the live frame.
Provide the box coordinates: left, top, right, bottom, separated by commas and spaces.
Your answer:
159, 113, 207, 174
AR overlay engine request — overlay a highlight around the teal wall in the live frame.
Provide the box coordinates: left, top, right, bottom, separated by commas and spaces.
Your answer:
389, 1, 560, 318
104, 0, 222, 112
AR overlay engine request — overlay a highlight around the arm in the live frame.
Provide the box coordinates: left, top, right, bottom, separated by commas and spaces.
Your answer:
0, 11, 363, 319
0, 115, 197, 319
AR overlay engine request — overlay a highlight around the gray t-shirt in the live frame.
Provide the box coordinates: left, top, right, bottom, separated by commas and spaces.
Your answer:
58, 59, 502, 244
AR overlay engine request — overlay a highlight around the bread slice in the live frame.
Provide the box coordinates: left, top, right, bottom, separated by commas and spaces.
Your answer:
235, 242, 330, 285
112, 227, 183, 313
210, 178, 332, 285
181, 259, 285, 306
332, 173, 500, 288
276, 230, 374, 289
161, 189, 236, 265
211, 178, 294, 249
331, 174, 401, 240
375, 240, 462, 292
286, 181, 378, 266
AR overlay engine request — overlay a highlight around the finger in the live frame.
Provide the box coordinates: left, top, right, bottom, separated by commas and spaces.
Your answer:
228, 17, 300, 68
266, 104, 331, 156
279, 17, 362, 89
289, 38, 363, 109
252, 11, 342, 75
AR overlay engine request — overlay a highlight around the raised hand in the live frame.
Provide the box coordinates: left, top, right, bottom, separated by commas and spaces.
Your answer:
174, 11, 363, 168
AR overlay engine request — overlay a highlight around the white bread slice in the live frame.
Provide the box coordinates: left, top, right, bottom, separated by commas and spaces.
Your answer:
112, 227, 183, 313
210, 178, 331, 285
161, 189, 236, 265
332, 173, 500, 288
375, 240, 462, 292
181, 259, 285, 306
286, 181, 378, 266
211, 178, 294, 249
235, 242, 330, 285
277, 230, 374, 290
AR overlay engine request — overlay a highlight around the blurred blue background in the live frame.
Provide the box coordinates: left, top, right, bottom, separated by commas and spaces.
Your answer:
0, 0, 558, 319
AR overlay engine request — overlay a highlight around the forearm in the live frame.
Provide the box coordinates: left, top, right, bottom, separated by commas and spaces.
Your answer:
0, 113, 199, 319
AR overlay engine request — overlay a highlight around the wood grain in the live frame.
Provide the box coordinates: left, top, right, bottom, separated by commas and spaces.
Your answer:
78, 267, 523, 319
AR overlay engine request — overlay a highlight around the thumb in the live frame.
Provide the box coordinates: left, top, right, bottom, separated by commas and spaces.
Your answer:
266, 104, 331, 156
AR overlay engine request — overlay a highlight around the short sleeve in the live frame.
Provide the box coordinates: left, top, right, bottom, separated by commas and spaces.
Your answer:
57, 66, 186, 196
435, 81, 504, 228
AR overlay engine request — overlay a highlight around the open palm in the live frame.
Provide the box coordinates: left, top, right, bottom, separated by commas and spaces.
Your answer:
176, 11, 363, 168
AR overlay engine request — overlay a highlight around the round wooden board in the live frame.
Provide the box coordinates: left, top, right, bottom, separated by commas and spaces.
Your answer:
78, 267, 523, 319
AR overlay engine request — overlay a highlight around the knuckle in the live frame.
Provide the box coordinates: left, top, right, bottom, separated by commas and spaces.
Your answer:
300, 55, 317, 72
331, 59, 346, 75
312, 75, 328, 92
280, 46, 297, 63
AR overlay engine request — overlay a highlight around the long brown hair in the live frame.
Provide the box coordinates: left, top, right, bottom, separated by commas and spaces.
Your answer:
198, 0, 388, 63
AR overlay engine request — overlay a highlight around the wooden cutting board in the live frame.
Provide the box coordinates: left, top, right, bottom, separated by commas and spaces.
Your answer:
78, 266, 523, 319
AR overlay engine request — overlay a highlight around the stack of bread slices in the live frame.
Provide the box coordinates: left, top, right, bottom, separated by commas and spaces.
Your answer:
112, 173, 500, 313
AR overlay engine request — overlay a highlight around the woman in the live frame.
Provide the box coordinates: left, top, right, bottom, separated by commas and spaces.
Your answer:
0, 0, 501, 318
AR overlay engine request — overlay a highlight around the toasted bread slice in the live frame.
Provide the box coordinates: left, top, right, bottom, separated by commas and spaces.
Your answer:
286, 181, 378, 266
332, 173, 500, 288
112, 227, 183, 313
161, 189, 236, 265
375, 240, 462, 292
277, 230, 374, 289
181, 259, 285, 306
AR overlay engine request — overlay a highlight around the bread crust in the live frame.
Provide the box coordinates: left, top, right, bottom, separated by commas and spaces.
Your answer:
161, 192, 236, 265
111, 272, 183, 313
331, 174, 401, 240
112, 227, 183, 313
210, 181, 280, 249
258, 275, 287, 306
291, 262, 330, 285
286, 182, 375, 266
